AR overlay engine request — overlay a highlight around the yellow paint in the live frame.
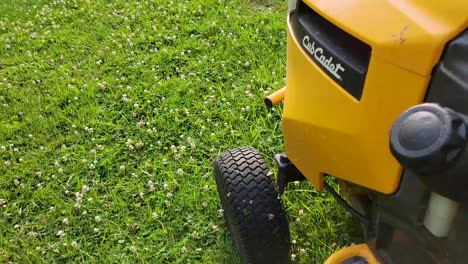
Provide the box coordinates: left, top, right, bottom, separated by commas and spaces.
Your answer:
283, 1, 468, 193
302, 0, 468, 75
325, 244, 381, 264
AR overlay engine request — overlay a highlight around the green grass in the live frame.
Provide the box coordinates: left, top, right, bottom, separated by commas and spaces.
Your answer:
0, 0, 361, 262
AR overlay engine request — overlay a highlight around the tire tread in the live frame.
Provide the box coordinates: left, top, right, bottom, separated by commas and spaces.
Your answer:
214, 147, 290, 264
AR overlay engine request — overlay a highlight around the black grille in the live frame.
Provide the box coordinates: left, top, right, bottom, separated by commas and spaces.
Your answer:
290, 1, 371, 100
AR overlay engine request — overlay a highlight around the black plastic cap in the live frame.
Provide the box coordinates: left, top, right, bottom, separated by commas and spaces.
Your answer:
390, 103, 466, 174
264, 97, 273, 108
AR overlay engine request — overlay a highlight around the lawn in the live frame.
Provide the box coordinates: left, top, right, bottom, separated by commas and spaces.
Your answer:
0, 0, 360, 263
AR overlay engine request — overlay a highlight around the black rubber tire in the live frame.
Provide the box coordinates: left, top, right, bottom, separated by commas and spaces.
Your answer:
214, 147, 290, 264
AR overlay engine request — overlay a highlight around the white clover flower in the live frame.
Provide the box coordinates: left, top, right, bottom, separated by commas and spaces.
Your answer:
170, 145, 177, 153
127, 245, 136, 253
136, 120, 145, 127
181, 246, 188, 254
75, 192, 83, 201
56, 230, 65, 237
63, 218, 69, 225
148, 181, 155, 192
82, 185, 90, 193
95, 215, 102, 223
176, 168, 184, 175
71, 241, 78, 248
291, 254, 297, 261
120, 165, 126, 171
13, 179, 20, 186
152, 212, 159, 219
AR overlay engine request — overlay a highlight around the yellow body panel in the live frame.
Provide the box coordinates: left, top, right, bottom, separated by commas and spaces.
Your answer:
283, 1, 468, 193
325, 244, 380, 264
305, 0, 468, 75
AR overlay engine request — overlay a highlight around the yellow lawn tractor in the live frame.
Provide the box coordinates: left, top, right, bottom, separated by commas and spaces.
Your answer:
213, 0, 468, 263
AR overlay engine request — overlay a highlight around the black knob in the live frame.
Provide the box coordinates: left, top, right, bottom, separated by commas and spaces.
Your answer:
390, 103, 466, 174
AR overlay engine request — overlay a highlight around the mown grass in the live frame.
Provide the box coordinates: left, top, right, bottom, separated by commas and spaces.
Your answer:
0, 0, 361, 263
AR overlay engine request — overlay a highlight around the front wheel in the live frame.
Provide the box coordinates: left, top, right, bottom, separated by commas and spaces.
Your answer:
214, 147, 291, 264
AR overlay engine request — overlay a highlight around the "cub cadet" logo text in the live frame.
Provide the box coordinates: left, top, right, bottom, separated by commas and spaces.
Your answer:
302, 35, 345, 80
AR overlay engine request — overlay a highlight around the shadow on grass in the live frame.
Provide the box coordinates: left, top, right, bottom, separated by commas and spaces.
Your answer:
283, 180, 365, 263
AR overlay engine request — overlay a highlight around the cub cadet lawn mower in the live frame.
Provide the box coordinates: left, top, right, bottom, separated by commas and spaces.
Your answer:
214, 0, 468, 263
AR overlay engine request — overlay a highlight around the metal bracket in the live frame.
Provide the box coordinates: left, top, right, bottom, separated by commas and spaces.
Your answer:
274, 153, 306, 195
